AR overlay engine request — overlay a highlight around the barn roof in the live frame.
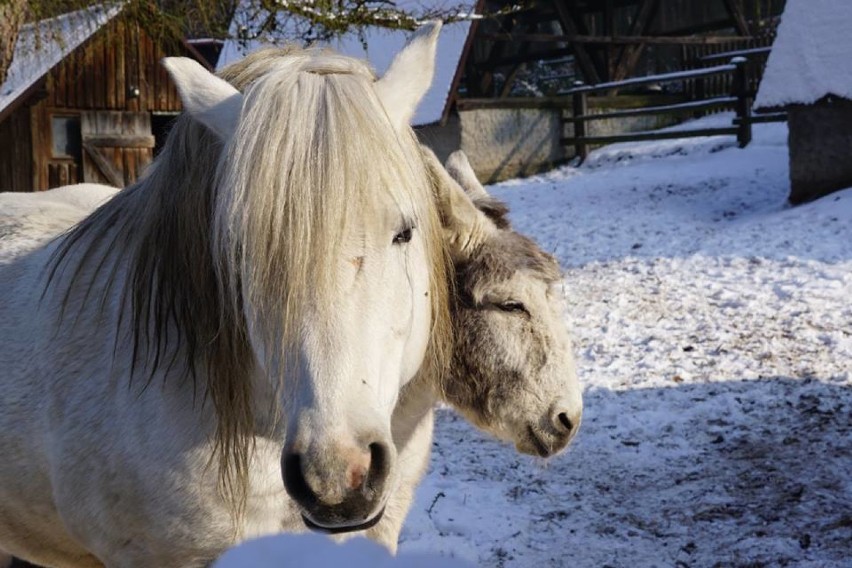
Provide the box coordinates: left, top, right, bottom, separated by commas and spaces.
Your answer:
216, 1, 478, 126
0, 5, 123, 120
754, 0, 852, 110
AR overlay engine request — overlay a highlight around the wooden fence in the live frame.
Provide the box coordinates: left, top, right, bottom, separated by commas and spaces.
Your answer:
561, 56, 782, 162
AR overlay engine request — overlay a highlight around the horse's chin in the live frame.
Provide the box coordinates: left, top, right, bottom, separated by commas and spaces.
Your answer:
301, 507, 386, 534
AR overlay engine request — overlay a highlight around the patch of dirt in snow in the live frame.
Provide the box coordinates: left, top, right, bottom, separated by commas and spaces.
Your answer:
399, 120, 852, 567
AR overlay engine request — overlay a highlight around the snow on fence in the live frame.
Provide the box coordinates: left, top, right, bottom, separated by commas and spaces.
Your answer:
561, 57, 783, 161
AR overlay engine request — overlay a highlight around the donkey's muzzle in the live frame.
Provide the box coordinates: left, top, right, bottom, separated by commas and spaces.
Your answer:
282, 441, 390, 532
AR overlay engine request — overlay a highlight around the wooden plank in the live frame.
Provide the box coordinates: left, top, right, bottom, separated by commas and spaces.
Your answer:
116, 19, 126, 109
82, 140, 125, 187
561, 127, 739, 146
55, 56, 66, 108
457, 97, 574, 110
73, 51, 84, 109
734, 113, 786, 124
566, 96, 737, 123
83, 134, 155, 148
93, 34, 105, 109
106, 25, 117, 108
699, 46, 771, 63
565, 63, 736, 95
125, 21, 139, 112
146, 29, 157, 111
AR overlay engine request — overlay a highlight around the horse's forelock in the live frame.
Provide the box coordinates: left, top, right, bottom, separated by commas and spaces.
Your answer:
214, 44, 454, 472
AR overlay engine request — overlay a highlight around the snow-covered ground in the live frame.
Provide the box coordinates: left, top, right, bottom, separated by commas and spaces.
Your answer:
396, 115, 852, 567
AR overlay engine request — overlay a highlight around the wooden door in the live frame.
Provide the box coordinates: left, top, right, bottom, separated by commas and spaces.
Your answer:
81, 111, 154, 187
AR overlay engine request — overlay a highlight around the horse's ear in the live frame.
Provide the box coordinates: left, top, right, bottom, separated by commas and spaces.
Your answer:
445, 150, 511, 229
375, 21, 442, 130
422, 147, 492, 259
162, 57, 243, 142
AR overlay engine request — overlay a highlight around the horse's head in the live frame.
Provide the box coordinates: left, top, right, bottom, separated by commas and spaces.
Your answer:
428, 149, 583, 458
162, 24, 450, 532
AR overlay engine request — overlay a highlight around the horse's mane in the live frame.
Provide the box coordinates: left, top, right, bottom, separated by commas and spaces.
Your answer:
45, 46, 452, 514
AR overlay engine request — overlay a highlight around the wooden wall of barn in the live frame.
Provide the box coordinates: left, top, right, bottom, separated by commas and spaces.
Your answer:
0, 105, 33, 191
42, 18, 183, 114
12, 18, 187, 190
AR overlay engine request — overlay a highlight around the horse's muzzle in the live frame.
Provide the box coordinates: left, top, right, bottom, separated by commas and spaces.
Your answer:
282, 442, 391, 530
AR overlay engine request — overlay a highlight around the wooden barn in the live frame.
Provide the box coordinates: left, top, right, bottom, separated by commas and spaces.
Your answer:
755, 0, 852, 203
0, 6, 213, 193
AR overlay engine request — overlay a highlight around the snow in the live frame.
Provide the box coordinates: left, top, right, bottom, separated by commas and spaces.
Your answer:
395, 114, 852, 566
213, 533, 472, 568
3, 114, 850, 566
754, 0, 852, 109
0, 5, 122, 117
216, 1, 475, 125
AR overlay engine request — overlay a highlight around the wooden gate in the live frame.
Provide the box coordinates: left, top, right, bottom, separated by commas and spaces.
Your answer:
81, 111, 154, 187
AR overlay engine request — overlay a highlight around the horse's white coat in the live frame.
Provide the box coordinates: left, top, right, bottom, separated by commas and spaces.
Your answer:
0, 25, 448, 568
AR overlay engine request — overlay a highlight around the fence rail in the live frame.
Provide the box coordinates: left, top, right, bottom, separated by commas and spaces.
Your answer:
561, 57, 783, 162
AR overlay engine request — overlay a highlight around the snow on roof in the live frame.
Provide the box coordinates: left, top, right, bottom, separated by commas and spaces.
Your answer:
216, 1, 476, 126
754, 0, 852, 109
0, 5, 123, 118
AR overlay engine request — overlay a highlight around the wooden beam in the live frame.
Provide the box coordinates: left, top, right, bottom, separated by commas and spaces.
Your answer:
457, 97, 574, 111
82, 140, 124, 187
477, 1, 517, 96
721, 0, 751, 36
84, 134, 155, 148
611, 0, 660, 82
604, 0, 615, 81
553, 0, 601, 84
562, 127, 739, 146
481, 47, 575, 70
443, 0, 485, 122
479, 33, 753, 45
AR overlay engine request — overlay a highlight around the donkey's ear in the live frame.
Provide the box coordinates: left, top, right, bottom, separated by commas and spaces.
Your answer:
445, 150, 511, 229
422, 147, 493, 259
446, 151, 488, 199
162, 57, 243, 142
375, 21, 442, 130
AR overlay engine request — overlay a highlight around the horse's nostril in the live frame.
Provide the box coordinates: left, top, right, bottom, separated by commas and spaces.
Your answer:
282, 453, 317, 505
363, 442, 390, 498
557, 412, 573, 432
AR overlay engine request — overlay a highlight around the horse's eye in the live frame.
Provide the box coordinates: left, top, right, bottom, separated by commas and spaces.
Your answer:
393, 227, 413, 245
498, 301, 528, 315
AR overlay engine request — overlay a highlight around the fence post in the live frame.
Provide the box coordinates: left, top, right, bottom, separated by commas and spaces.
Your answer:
732, 56, 752, 148
572, 81, 588, 162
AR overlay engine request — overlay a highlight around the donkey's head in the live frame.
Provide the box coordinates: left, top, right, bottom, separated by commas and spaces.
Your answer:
429, 150, 582, 458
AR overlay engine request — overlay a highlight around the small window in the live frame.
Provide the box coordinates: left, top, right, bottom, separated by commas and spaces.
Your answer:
51, 115, 82, 161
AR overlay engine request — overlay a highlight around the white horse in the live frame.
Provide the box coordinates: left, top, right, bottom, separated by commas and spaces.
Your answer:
0, 24, 454, 567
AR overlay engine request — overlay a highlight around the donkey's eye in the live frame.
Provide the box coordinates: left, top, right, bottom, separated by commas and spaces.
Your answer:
498, 301, 528, 315
392, 227, 414, 245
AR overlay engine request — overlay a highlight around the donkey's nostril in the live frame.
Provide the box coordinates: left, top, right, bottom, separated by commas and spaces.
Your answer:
557, 412, 574, 432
